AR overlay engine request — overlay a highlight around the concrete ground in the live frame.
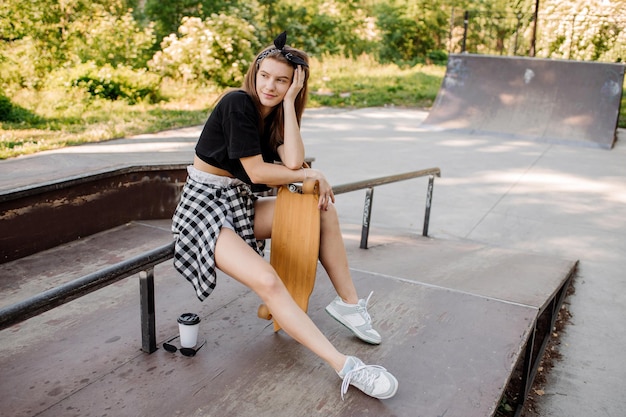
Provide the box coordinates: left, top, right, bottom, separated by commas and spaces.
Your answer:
1, 107, 625, 416
305, 108, 626, 417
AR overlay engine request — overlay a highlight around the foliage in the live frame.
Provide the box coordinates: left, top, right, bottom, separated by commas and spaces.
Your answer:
1, 35, 59, 90
148, 14, 259, 87
427, 50, 449, 65
537, 0, 626, 62
374, 2, 436, 64
0, 0, 155, 90
59, 62, 163, 104
144, 0, 259, 44
0, 94, 13, 122
144, 0, 204, 42
65, 7, 156, 68
447, 0, 626, 60
269, 0, 374, 57
448, 0, 536, 55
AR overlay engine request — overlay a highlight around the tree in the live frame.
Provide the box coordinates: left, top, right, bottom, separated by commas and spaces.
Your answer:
144, 0, 260, 43
374, 0, 448, 64
0, 0, 151, 89
268, 0, 373, 58
66, 7, 156, 68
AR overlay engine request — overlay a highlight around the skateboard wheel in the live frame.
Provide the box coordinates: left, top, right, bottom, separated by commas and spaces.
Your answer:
258, 304, 272, 320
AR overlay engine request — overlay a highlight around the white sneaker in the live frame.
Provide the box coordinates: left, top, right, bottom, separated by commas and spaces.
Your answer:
337, 356, 398, 400
325, 291, 381, 344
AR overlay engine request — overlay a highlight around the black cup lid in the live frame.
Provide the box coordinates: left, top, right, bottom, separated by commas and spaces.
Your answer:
177, 312, 200, 325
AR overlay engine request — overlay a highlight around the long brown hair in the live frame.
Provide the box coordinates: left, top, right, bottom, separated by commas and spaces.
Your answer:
241, 44, 310, 151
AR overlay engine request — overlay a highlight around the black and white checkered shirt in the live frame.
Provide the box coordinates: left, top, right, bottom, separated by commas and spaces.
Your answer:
172, 174, 265, 301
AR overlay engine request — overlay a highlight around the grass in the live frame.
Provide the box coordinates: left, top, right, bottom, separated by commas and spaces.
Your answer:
307, 54, 445, 109
0, 83, 218, 159
0, 107, 212, 157
1, 55, 624, 160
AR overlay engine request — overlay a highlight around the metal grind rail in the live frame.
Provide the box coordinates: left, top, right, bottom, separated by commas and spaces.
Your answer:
0, 242, 174, 353
0, 167, 441, 352
333, 167, 441, 248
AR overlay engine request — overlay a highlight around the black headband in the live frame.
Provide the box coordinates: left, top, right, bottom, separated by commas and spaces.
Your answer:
256, 31, 309, 68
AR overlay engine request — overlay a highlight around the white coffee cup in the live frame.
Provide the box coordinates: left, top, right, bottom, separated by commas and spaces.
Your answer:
177, 313, 201, 348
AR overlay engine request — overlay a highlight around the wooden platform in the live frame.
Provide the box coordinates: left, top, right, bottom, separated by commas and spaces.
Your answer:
0, 222, 576, 417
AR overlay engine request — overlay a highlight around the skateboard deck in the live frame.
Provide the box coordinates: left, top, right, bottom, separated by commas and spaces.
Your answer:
257, 178, 321, 332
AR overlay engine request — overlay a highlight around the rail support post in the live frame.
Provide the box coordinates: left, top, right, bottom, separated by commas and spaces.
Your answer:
360, 187, 375, 249
423, 174, 435, 237
139, 268, 157, 353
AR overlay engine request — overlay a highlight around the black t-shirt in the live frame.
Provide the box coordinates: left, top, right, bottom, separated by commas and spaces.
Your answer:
195, 90, 280, 188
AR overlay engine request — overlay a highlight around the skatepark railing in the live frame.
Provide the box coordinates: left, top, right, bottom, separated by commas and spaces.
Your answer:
0, 242, 174, 353
333, 167, 441, 249
0, 166, 441, 352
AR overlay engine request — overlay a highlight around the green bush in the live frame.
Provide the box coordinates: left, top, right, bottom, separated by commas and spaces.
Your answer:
56, 62, 163, 104
148, 14, 259, 87
427, 50, 448, 65
0, 89, 45, 126
0, 94, 13, 121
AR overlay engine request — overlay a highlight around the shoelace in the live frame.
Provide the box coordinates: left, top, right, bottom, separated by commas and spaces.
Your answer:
340, 363, 386, 400
356, 291, 374, 323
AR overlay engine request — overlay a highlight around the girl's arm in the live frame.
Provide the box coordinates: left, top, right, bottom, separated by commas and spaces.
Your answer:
242, 154, 304, 187
240, 155, 335, 210
278, 66, 306, 169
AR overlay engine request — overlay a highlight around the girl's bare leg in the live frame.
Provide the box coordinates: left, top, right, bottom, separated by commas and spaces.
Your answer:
255, 197, 359, 304
319, 204, 359, 304
214, 227, 347, 372
215, 228, 398, 399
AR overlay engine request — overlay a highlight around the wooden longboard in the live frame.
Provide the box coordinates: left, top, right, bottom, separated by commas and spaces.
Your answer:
258, 178, 321, 332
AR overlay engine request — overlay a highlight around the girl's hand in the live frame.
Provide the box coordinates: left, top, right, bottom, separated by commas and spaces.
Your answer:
317, 178, 335, 211
306, 168, 335, 211
284, 66, 305, 104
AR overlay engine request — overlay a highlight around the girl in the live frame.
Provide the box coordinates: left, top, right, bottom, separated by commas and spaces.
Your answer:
172, 32, 398, 400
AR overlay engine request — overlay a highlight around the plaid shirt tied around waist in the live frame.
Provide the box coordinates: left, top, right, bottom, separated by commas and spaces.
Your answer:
172, 174, 265, 301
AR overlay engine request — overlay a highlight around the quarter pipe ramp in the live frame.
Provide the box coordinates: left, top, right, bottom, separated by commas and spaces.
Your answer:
422, 54, 624, 149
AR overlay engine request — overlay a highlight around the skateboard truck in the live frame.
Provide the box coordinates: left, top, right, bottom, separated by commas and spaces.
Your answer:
286, 179, 319, 195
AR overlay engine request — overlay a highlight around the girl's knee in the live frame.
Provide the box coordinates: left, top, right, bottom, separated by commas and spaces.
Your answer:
254, 269, 286, 300
321, 204, 340, 228
321, 203, 338, 219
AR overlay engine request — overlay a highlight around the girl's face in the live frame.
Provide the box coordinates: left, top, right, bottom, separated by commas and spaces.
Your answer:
256, 58, 294, 116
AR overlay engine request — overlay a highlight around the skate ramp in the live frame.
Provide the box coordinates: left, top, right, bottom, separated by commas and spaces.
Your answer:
422, 54, 625, 149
